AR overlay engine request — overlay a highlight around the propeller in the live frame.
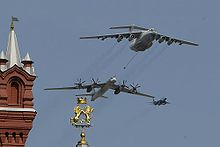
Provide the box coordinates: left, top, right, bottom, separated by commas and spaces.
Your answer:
120, 80, 129, 88
91, 78, 100, 85
74, 78, 86, 89
130, 83, 141, 93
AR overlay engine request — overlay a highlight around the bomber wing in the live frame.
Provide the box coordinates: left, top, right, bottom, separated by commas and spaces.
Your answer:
44, 83, 106, 91
109, 84, 155, 99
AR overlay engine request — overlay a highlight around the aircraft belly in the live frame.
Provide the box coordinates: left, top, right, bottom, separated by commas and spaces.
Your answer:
130, 42, 147, 51
130, 33, 154, 52
92, 79, 116, 101
93, 92, 102, 99
92, 87, 109, 100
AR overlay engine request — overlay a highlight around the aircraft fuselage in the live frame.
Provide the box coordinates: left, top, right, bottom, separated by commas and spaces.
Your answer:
130, 31, 155, 52
153, 99, 169, 106
91, 77, 117, 101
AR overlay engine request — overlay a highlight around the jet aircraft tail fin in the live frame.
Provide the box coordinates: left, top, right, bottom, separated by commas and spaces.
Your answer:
109, 25, 149, 32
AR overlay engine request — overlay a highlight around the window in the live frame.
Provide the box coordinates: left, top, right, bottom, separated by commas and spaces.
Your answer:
8, 81, 20, 105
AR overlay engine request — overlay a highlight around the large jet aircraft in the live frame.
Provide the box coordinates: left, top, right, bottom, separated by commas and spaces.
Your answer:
80, 25, 199, 52
45, 77, 154, 101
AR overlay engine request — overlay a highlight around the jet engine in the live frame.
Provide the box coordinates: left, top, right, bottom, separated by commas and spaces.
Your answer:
158, 36, 166, 43
155, 34, 160, 40
101, 37, 107, 41
86, 86, 93, 93
128, 34, 135, 41
117, 35, 123, 42
114, 88, 121, 94
167, 39, 174, 45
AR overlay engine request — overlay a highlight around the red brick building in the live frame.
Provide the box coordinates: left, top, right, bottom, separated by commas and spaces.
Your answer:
0, 20, 36, 147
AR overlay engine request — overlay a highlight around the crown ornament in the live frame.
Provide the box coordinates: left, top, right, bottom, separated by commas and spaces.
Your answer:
77, 97, 87, 105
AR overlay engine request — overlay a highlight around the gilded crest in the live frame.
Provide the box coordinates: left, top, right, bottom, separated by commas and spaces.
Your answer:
70, 98, 94, 126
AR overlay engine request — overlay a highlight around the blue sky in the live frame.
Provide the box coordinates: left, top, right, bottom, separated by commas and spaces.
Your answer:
1, 0, 220, 147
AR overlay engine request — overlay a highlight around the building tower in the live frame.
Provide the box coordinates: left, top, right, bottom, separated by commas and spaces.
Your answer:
0, 18, 36, 147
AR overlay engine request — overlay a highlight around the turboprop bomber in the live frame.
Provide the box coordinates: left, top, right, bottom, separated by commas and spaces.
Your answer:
80, 25, 199, 52
44, 77, 155, 101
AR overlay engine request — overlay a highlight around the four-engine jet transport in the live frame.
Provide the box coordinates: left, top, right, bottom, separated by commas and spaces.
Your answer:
45, 77, 155, 101
80, 25, 198, 52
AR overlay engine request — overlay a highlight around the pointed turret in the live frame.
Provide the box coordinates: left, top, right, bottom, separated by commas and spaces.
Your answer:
21, 52, 35, 75
0, 50, 8, 71
6, 17, 22, 68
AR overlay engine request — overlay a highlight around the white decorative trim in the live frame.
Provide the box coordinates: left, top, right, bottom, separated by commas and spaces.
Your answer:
0, 107, 36, 112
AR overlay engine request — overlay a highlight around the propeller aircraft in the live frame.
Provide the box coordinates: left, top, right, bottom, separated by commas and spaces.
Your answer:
80, 25, 199, 52
44, 76, 154, 101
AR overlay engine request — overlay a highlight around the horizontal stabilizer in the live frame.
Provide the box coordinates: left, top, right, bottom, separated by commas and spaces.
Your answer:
109, 25, 149, 31
101, 95, 108, 98
91, 95, 108, 101
76, 93, 94, 97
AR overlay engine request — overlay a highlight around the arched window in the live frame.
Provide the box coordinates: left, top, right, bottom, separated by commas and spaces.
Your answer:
8, 81, 20, 105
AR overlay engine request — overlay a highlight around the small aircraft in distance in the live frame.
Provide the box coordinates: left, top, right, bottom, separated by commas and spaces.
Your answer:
80, 25, 199, 52
44, 77, 155, 101
151, 97, 170, 106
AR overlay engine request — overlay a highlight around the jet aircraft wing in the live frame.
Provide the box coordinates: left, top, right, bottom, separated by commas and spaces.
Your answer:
109, 84, 155, 99
80, 31, 142, 41
154, 32, 199, 46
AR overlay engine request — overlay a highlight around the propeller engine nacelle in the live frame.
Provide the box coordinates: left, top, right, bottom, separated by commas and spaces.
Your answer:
74, 78, 86, 89
101, 37, 107, 41
86, 86, 93, 93
128, 34, 135, 41
117, 35, 123, 42
155, 34, 160, 40
130, 83, 141, 93
114, 88, 121, 95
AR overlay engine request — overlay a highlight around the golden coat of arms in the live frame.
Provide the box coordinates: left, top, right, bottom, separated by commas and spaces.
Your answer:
70, 97, 94, 127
